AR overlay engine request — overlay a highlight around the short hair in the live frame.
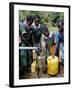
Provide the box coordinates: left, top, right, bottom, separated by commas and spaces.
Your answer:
42, 24, 49, 33
26, 15, 34, 22
57, 19, 64, 26
34, 15, 40, 20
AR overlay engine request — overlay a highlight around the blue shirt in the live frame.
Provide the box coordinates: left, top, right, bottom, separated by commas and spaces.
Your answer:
55, 32, 64, 60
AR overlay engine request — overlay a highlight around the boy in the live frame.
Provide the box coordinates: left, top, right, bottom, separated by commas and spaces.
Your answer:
32, 15, 43, 47
41, 25, 55, 56
55, 20, 64, 65
19, 15, 34, 78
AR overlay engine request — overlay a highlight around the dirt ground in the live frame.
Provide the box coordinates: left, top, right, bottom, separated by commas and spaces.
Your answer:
20, 65, 64, 79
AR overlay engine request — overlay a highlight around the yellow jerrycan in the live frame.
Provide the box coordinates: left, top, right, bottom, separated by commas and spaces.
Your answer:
47, 56, 58, 75
31, 61, 36, 73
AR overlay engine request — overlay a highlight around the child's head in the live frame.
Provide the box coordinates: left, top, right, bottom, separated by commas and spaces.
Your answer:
34, 15, 40, 26
42, 25, 49, 37
26, 15, 34, 27
57, 19, 64, 33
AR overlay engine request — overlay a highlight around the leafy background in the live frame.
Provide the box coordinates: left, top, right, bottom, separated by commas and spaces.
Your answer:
19, 10, 64, 32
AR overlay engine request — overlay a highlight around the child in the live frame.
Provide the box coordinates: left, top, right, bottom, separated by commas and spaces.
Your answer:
41, 25, 55, 57
32, 15, 43, 47
19, 16, 34, 79
55, 20, 64, 65
40, 25, 56, 73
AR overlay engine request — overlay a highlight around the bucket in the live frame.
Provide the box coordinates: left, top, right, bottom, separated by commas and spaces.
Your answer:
38, 56, 47, 73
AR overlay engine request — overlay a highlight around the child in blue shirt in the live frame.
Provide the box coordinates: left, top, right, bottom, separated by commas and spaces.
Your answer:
55, 20, 64, 65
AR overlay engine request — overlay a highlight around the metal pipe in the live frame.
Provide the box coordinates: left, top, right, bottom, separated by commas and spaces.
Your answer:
19, 47, 39, 50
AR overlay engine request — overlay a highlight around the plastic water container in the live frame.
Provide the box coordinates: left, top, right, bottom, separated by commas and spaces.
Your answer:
31, 61, 36, 72
47, 56, 58, 75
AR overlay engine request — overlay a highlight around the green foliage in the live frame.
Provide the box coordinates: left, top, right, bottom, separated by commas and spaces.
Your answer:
19, 10, 64, 32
